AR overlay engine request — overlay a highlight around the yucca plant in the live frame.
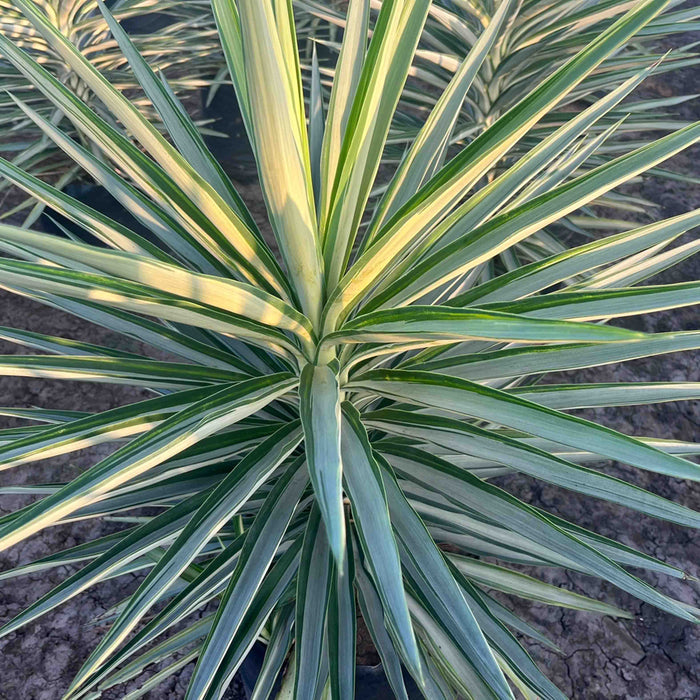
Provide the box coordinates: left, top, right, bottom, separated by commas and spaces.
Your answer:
0, 0, 223, 224
299, 0, 700, 243
0, 0, 699, 698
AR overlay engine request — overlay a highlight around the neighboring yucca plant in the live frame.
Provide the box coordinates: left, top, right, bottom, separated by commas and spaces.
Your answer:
0, 0, 699, 698
299, 0, 700, 245
0, 0, 222, 223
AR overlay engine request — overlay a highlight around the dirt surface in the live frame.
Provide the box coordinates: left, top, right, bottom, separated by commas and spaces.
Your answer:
1, 21, 699, 700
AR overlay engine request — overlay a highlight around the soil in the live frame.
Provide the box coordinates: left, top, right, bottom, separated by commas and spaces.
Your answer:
0, 17, 699, 700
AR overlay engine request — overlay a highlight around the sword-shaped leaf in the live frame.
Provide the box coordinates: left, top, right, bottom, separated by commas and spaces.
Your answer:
348, 370, 700, 482
340, 402, 422, 680
292, 506, 333, 700
6, 0, 284, 292
0, 493, 207, 640
91, 461, 306, 700
512, 382, 700, 409
199, 537, 304, 700
0, 374, 297, 552
412, 331, 700, 380
323, 0, 672, 327
450, 209, 700, 307
0, 355, 244, 390
300, 363, 346, 563
382, 444, 698, 621
381, 464, 515, 700
486, 281, 700, 321
69, 423, 302, 690
0, 386, 213, 470
371, 0, 518, 232
363, 123, 700, 311
0, 224, 314, 347
249, 605, 295, 700
330, 305, 644, 347
367, 409, 700, 524
96, 0, 255, 226
232, 0, 324, 324
0, 258, 303, 360
327, 535, 356, 700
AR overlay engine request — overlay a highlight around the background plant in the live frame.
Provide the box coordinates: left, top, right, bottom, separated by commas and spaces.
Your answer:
298, 0, 700, 260
0, 0, 223, 225
0, 0, 698, 698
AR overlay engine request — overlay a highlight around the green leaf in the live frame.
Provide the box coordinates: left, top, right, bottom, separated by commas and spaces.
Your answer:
512, 382, 700, 409
485, 282, 700, 321
349, 370, 700, 482
7, 0, 285, 288
0, 355, 244, 390
309, 45, 325, 209
330, 305, 645, 347
322, 0, 432, 288
73, 536, 249, 697
0, 258, 303, 360
0, 286, 256, 373
353, 533, 410, 700
328, 536, 356, 700
70, 423, 302, 690
363, 123, 700, 311
0, 374, 297, 552
369, 26, 659, 280
318, 0, 370, 229
0, 223, 315, 348
381, 462, 516, 700
249, 606, 295, 700
0, 325, 144, 360
0, 492, 207, 640
203, 537, 304, 700
300, 363, 346, 564
412, 331, 700, 380
96, 0, 256, 226
367, 409, 700, 526
341, 402, 422, 680
430, 566, 566, 700
5, 95, 221, 274
370, 0, 518, 232
0, 153, 174, 261
450, 208, 700, 307
0, 18, 284, 292
382, 444, 698, 621
0, 529, 133, 583
323, 0, 673, 326
99, 617, 213, 696
0, 386, 214, 470
451, 556, 635, 616
294, 505, 333, 700
233, 0, 324, 324
404, 476, 690, 579
182, 461, 308, 700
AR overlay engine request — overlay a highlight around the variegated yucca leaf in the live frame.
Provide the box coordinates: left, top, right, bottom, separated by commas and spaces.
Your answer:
0, 0, 698, 698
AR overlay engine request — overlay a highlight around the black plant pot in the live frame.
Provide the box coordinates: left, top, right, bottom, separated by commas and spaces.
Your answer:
117, 5, 174, 35
238, 643, 423, 699
202, 83, 257, 184
39, 182, 157, 247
